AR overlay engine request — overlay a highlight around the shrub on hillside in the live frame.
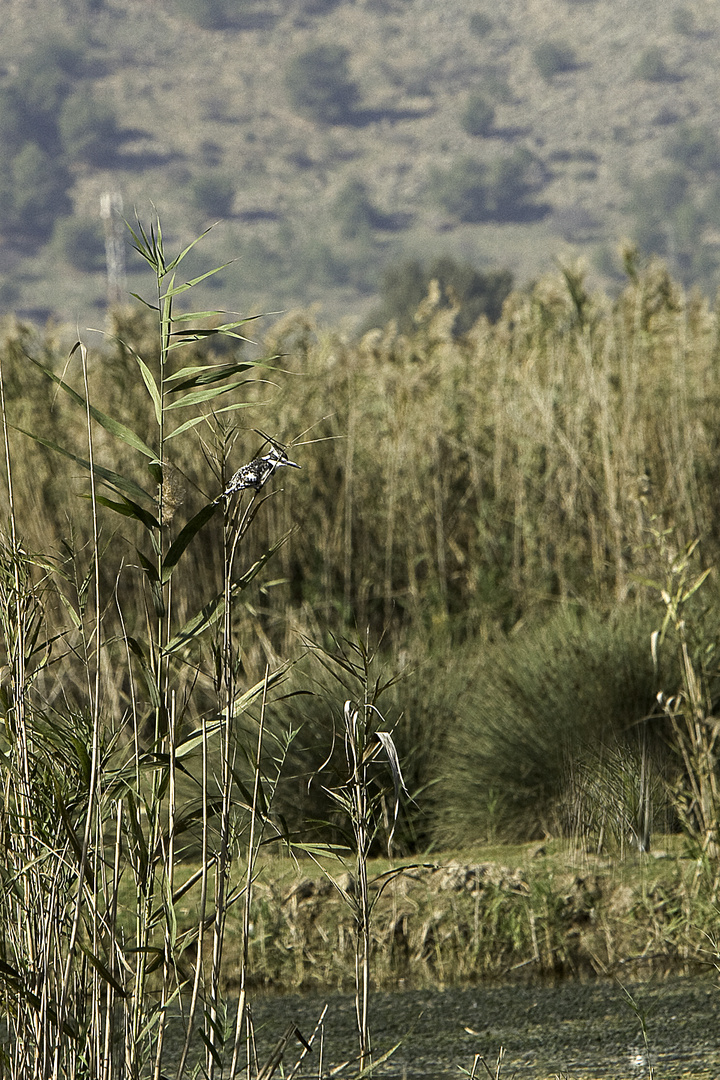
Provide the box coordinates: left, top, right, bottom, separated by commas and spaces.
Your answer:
635, 46, 675, 82
369, 255, 513, 335
468, 12, 493, 37
59, 89, 122, 166
532, 40, 578, 81
460, 92, 495, 137
431, 157, 489, 222
285, 44, 360, 124
333, 178, 383, 239
175, 0, 230, 28
0, 42, 80, 156
671, 5, 696, 35
190, 173, 236, 217
432, 150, 541, 223
627, 167, 710, 282
0, 38, 115, 242
53, 217, 107, 273
485, 147, 538, 219
0, 143, 72, 240
666, 123, 720, 175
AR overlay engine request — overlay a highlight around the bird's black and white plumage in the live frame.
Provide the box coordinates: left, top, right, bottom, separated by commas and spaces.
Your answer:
223, 444, 300, 498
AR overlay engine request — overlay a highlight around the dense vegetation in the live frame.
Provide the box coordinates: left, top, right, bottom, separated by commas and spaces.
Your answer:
1, 0, 720, 325
3, 251, 720, 852
2, 226, 720, 1074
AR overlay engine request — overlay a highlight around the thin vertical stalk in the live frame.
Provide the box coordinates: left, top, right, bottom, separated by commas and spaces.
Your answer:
54, 342, 103, 1079
229, 668, 270, 1080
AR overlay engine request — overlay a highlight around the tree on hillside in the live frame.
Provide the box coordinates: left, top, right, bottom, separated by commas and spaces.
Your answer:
431, 158, 489, 223
285, 45, 360, 124
0, 143, 73, 240
59, 89, 123, 165
460, 92, 495, 137
431, 151, 542, 224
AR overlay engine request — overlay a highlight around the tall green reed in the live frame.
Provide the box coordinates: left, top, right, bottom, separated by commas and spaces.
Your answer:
0, 216, 300, 1080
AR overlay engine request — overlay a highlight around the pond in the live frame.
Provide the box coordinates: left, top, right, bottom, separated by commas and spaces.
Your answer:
246, 976, 720, 1079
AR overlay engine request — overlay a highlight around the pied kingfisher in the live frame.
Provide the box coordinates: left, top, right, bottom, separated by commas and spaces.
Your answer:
222, 443, 300, 498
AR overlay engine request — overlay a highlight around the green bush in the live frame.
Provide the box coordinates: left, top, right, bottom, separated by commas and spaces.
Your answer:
0, 38, 90, 242
59, 89, 121, 165
434, 607, 674, 846
333, 178, 382, 239
666, 123, 720, 175
628, 167, 701, 272
532, 40, 578, 81
53, 217, 107, 272
432, 150, 540, 223
485, 147, 537, 219
190, 173, 235, 217
460, 92, 495, 137
431, 157, 489, 222
284, 44, 360, 124
468, 12, 493, 37
175, 0, 230, 28
635, 46, 675, 82
671, 5, 696, 35
0, 143, 72, 240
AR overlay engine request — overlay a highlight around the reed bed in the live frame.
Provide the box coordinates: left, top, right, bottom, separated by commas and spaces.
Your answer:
2, 237, 720, 1077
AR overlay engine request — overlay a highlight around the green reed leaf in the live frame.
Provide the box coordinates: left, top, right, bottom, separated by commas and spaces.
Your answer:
16, 428, 152, 503
94, 495, 160, 532
164, 381, 250, 409
165, 400, 257, 441
165, 361, 256, 393
135, 355, 162, 426
26, 353, 156, 458
161, 501, 220, 583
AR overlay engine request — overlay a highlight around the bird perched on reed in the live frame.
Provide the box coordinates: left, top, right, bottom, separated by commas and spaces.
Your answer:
222, 441, 300, 498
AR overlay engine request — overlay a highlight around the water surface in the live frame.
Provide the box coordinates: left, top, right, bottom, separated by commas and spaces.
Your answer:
248, 976, 720, 1078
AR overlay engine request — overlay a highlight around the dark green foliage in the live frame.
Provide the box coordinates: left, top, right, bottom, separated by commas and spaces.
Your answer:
284, 44, 360, 124
175, 0, 231, 28
8, 40, 83, 154
671, 5, 696, 35
0, 144, 72, 240
431, 157, 489, 222
635, 46, 675, 82
59, 89, 122, 165
53, 217, 107, 272
0, 37, 120, 243
460, 92, 495, 137
532, 40, 578, 81
369, 255, 512, 334
665, 123, 720, 175
434, 608, 673, 846
468, 12, 493, 37
631, 167, 688, 221
333, 178, 382, 239
432, 150, 541, 223
486, 148, 537, 219
191, 173, 236, 217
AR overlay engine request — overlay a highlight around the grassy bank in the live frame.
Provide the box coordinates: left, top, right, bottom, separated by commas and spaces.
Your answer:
159, 838, 718, 996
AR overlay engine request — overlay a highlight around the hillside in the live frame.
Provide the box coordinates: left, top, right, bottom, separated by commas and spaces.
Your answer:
2, 0, 720, 329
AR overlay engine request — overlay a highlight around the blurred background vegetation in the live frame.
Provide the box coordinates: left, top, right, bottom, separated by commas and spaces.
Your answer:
1, 0, 720, 326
